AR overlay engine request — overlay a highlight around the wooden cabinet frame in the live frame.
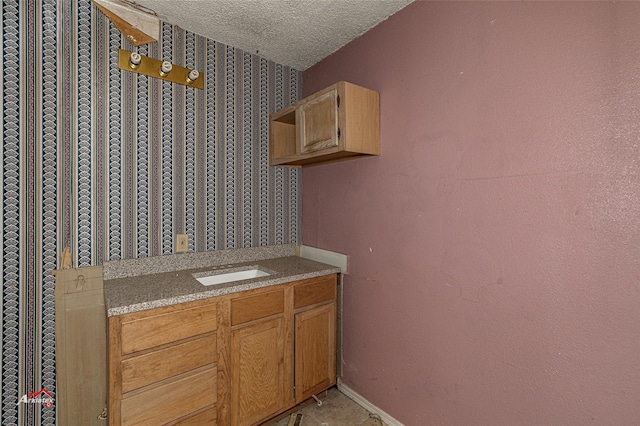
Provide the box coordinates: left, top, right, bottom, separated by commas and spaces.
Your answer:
108, 298, 219, 426
269, 81, 379, 167
109, 274, 338, 426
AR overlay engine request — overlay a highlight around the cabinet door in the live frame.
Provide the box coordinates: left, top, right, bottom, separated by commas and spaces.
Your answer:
231, 317, 286, 426
294, 303, 336, 403
298, 89, 339, 154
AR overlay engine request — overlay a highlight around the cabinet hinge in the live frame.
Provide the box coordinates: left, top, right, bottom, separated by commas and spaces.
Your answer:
337, 128, 341, 139
337, 95, 340, 108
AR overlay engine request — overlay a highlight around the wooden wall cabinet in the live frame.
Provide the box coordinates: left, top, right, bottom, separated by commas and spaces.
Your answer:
108, 274, 337, 426
269, 81, 379, 167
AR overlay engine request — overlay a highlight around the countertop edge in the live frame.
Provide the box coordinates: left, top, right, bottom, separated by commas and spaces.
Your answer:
106, 266, 340, 317
103, 243, 298, 280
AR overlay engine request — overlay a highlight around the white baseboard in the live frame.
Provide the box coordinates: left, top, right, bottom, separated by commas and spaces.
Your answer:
337, 379, 405, 426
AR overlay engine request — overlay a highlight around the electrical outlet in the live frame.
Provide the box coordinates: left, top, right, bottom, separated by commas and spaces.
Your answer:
175, 234, 189, 253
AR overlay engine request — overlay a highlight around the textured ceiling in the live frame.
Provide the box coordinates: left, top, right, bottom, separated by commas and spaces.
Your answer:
132, 0, 413, 70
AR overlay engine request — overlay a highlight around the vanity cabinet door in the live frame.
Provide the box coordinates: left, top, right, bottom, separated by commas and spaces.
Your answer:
294, 302, 336, 403
292, 275, 337, 403
229, 287, 288, 426
230, 316, 286, 426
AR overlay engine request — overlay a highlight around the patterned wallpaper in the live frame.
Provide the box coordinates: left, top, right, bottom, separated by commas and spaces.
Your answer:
2, 1, 300, 424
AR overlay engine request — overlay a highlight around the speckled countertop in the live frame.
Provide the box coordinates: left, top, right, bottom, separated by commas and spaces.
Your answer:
103, 247, 340, 316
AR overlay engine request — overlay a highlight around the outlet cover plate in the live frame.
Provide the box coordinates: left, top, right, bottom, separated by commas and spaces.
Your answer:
175, 234, 188, 252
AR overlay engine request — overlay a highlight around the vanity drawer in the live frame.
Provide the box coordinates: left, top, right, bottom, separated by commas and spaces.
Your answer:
294, 275, 337, 309
121, 333, 217, 394
231, 288, 284, 325
120, 366, 216, 426
121, 301, 217, 354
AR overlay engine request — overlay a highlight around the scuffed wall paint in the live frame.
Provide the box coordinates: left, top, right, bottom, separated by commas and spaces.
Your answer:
302, 2, 640, 425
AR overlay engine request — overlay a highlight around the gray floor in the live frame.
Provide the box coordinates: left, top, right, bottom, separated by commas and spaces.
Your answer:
272, 387, 386, 426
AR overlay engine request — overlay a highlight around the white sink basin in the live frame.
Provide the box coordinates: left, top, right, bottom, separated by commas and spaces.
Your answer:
195, 268, 271, 286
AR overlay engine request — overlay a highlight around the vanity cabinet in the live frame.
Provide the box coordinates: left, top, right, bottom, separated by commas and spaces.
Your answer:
229, 288, 288, 426
269, 81, 379, 167
108, 274, 337, 426
108, 298, 218, 426
293, 278, 337, 403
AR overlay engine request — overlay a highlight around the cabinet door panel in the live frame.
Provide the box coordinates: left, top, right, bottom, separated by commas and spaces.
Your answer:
295, 303, 336, 403
231, 317, 286, 426
299, 89, 339, 154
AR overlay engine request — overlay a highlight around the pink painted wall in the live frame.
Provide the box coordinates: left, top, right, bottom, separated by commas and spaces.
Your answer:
302, 2, 640, 424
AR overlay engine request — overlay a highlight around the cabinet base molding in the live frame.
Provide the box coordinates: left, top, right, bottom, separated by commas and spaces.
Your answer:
336, 379, 405, 426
